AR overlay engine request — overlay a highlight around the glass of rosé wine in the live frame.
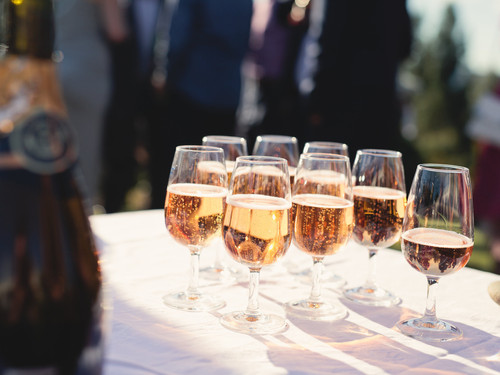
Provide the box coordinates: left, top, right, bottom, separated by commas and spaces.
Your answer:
221, 156, 292, 334
397, 164, 474, 342
203, 135, 248, 181
201, 135, 248, 280
290, 142, 350, 286
253, 134, 299, 185
343, 149, 406, 306
163, 145, 228, 311
285, 153, 354, 321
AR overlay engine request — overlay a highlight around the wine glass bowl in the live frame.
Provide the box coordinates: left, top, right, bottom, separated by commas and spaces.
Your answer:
202, 135, 248, 179
220, 155, 292, 334
163, 145, 228, 311
343, 149, 406, 306
397, 164, 474, 342
285, 153, 354, 321
252, 134, 300, 185
252, 135, 299, 165
203, 135, 248, 160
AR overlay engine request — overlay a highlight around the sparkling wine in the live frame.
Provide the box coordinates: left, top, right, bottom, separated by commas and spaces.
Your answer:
165, 183, 227, 248
294, 170, 346, 196
0, 1, 104, 372
352, 186, 406, 248
402, 228, 473, 277
223, 194, 291, 268
293, 194, 354, 257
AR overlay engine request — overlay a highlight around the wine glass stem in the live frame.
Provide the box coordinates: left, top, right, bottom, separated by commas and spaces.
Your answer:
309, 258, 324, 302
423, 277, 439, 322
245, 269, 261, 317
364, 247, 379, 289
187, 247, 201, 298
213, 246, 224, 271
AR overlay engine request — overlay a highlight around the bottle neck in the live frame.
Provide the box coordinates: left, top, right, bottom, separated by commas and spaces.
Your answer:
6, 0, 55, 59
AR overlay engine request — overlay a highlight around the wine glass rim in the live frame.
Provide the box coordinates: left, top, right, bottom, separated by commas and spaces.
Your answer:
418, 163, 469, 173
236, 155, 288, 164
176, 145, 224, 153
357, 148, 402, 157
256, 134, 298, 143
305, 141, 348, 148
301, 152, 350, 162
202, 135, 247, 144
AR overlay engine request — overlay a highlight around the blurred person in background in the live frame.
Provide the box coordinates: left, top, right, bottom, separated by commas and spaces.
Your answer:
247, 0, 309, 151
164, 0, 253, 199
100, 0, 177, 213
55, 0, 127, 211
466, 80, 500, 274
293, 0, 413, 156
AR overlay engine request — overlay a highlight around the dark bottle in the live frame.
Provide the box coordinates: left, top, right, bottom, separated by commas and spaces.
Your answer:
0, 0, 105, 374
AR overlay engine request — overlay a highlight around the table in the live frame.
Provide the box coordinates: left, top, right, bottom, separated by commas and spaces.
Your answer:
90, 209, 500, 375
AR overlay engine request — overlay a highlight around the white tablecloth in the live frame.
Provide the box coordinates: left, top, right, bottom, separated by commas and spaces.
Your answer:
90, 209, 500, 375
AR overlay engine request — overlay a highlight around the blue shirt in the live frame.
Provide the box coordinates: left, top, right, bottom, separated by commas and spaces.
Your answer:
167, 0, 253, 110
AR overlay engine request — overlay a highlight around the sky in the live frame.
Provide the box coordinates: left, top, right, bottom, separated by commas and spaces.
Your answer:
408, 0, 500, 75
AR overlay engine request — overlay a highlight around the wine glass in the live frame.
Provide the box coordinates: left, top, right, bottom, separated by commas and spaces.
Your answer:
397, 164, 474, 342
294, 141, 349, 284
202, 135, 248, 180
252, 134, 299, 184
201, 135, 248, 280
220, 156, 292, 334
303, 141, 349, 157
285, 153, 354, 321
343, 149, 406, 306
163, 145, 228, 311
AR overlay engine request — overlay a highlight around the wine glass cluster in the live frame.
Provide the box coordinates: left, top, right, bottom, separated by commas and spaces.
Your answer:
162, 135, 474, 341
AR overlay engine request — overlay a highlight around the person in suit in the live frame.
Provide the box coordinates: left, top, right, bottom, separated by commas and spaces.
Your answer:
247, 0, 309, 151
295, 0, 413, 156
101, 0, 177, 212
164, 0, 253, 165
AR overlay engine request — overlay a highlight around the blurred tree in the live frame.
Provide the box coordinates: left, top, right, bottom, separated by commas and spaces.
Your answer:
410, 4, 472, 167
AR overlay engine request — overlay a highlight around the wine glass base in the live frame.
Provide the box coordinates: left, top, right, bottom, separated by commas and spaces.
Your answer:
199, 265, 241, 283
285, 299, 348, 321
293, 270, 346, 289
397, 317, 463, 342
343, 285, 401, 307
220, 311, 288, 335
163, 291, 225, 312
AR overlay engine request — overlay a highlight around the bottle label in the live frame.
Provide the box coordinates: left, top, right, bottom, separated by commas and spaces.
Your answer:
8, 110, 77, 174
